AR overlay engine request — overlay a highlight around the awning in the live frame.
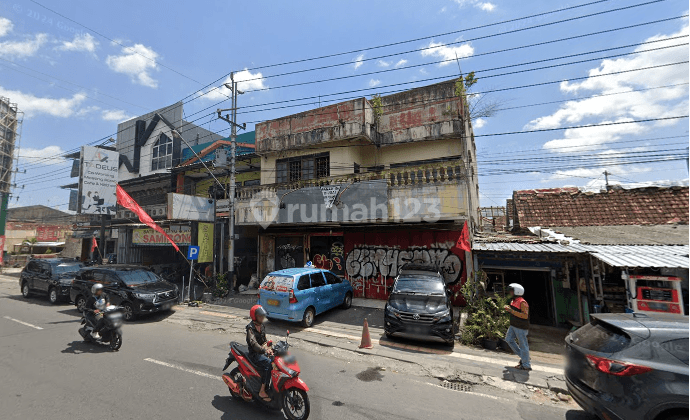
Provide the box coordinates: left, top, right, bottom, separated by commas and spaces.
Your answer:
589, 248, 689, 269
30, 242, 66, 247
472, 242, 585, 253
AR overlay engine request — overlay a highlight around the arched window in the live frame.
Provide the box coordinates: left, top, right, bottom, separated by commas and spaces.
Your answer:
152, 133, 173, 170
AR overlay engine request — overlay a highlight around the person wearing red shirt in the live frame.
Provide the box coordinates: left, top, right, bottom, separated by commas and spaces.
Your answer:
503, 283, 531, 371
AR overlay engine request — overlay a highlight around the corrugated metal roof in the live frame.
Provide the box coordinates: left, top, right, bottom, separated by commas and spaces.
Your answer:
472, 242, 584, 253
473, 241, 689, 268
590, 252, 689, 269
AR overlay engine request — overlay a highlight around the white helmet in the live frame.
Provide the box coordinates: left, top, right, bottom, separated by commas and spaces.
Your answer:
508, 283, 524, 296
91, 283, 104, 294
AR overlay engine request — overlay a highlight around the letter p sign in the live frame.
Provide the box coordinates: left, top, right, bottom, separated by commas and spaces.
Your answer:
187, 246, 200, 260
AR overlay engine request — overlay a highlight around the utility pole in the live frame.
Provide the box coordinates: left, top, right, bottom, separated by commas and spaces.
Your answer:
217, 73, 246, 292
604, 170, 610, 191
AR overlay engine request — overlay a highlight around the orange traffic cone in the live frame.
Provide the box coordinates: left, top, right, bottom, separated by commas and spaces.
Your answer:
359, 318, 374, 349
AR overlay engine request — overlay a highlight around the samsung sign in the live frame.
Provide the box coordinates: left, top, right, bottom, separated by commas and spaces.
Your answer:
79, 146, 119, 215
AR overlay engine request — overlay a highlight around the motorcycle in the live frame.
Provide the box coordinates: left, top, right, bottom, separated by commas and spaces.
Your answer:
78, 305, 124, 351
221, 331, 310, 420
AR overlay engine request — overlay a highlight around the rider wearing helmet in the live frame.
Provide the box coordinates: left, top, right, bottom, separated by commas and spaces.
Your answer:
503, 283, 531, 371
86, 283, 109, 338
247, 304, 273, 402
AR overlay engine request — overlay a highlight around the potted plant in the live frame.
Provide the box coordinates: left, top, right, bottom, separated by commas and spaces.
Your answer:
459, 273, 511, 351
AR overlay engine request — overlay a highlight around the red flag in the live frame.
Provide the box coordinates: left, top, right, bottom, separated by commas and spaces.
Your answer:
116, 184, 180, 252
91, 237, 98, 252
454, 221, 471, 253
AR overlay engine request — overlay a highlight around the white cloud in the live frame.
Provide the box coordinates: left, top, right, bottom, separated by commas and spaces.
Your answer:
395, 59, 408, 68
106, 43, 159, 88
473, 118, 486, 128
76, 105, 101, 117
377, 60, 390, 67
529, 22, 689, 152
198, 69, 268, 101
477, 2, 496, 12
0, 17, 13, 37
57, 33, 98, 54
453, 0, 497, 12
0, 85, 86, 118
0, 33, 47, 59
18, 145, 66, 166
353, 54, 365, 70
369, 79, 381, 88
101, 109, 132, 122
420, 41, 474, 66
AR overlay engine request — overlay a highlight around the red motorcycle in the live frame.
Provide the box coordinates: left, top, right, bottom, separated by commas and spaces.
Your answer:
222, 331, 310, 420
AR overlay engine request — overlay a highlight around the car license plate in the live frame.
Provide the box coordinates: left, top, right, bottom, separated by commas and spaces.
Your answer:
267, 299, 280, 306
163, 302, 172, 310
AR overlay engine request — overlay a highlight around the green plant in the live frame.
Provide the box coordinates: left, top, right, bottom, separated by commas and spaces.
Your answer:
212, 273, 229, 298
45, 248, 52, 254
454, 71, 477, 98
459, 270, 510, 345
370, 94, 383, 125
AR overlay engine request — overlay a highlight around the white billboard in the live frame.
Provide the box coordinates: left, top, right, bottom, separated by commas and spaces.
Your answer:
79, 146, 118, 215
167, 193, 214, 221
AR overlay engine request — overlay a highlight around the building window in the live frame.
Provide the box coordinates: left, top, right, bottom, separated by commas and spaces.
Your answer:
152, 134, 173, 171
276, 153, 329, 183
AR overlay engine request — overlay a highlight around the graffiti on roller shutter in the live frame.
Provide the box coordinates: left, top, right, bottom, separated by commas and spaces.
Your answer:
345, 244, 463, 298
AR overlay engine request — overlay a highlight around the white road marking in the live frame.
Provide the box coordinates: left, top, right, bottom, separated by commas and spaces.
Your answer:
144, 358, 221, 381
3, 316, 43, 330
446, 352, 563, 375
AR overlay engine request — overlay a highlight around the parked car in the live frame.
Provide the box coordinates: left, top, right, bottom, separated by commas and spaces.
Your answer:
258, 267, 353, 327
565, 313, 689, 420
383, 264, 455, 347
19, 258, 84, 304
70, 265, 179, 321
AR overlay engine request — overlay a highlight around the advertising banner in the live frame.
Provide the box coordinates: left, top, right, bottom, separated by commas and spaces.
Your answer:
167, 193, 214, 222
36, 226, 60, 242
79, 146, 118, 215
132, 226, 191, 246
198, 223, 213, 263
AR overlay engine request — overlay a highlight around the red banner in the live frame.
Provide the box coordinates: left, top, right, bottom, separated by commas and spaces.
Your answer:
116, 185, 180, 252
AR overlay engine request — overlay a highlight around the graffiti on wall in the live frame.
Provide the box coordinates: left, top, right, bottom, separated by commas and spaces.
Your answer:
344, 236, 465, 301
313, 241, 344, 273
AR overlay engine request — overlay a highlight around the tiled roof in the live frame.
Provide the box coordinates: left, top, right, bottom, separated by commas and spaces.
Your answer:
513, 186, 689, 227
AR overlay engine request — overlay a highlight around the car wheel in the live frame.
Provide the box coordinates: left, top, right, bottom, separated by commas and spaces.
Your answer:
75, 296, 87, 312
662, 414, 690, 420
301, 307, 315, 328
48, 287, 59, 304
122, 303, 135, 322
21, 282, 32, 298
341, 292, 352, 309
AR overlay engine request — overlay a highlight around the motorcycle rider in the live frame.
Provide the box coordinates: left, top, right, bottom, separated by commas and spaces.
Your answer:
246, 304, 273, 402
86, 283, 109, 338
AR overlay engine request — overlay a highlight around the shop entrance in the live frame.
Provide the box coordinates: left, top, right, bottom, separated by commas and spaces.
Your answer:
503, 269, 555, 326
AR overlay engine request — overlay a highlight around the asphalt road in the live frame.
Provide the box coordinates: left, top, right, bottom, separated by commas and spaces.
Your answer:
0, 278, 593, 420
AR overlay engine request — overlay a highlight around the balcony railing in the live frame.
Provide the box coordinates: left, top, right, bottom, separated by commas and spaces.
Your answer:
235, 159, 466, 200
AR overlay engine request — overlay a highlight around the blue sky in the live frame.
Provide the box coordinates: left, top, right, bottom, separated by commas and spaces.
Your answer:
0, 0, 687, 211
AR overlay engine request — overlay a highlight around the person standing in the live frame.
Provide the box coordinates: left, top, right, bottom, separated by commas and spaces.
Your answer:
503, 283, 531, 371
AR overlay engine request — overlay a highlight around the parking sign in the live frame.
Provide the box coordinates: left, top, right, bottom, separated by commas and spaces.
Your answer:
187, 245, 200, 260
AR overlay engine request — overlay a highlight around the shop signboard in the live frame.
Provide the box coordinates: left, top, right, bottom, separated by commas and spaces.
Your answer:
167, 193, 214, 221
132, 226, 191, 246
198, 223, 213, 263
79, 146, 118, 215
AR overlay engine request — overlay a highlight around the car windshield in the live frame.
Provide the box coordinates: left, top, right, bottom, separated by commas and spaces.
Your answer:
54, 263, 83, 275
393, 276, 445, 295
117, 270, 161, 286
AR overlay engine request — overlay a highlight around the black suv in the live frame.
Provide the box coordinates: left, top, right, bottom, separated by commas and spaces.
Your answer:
384, 263, 455, 347
70, 265, 178, 321
20, 258, 84, 304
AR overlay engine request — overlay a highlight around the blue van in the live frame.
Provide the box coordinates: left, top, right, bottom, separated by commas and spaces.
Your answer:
258, 267, 354, 327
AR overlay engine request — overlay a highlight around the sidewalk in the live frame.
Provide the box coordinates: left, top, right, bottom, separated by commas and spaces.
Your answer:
166, 302, 569, 396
